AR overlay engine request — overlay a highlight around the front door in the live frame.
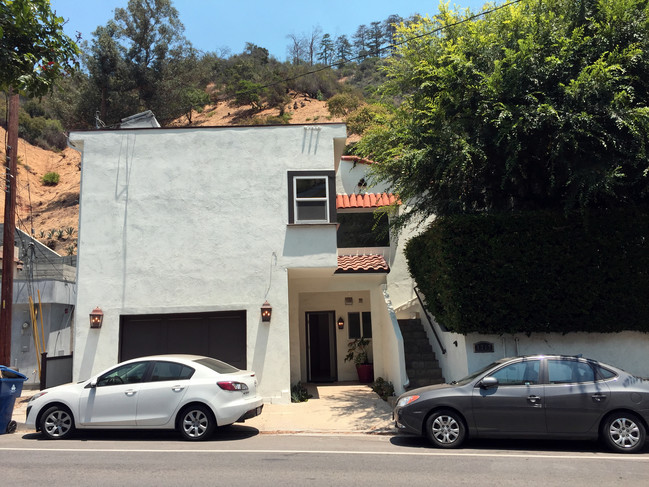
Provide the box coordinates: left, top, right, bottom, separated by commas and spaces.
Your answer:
306, 311, 337, 382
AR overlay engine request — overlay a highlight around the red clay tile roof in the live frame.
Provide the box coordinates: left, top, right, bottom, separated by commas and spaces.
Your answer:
336, 254, 390, 274
336, 193, 398, 209
341, 155, 376, 165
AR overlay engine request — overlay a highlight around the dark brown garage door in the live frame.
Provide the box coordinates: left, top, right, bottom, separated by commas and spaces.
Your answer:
120, 311, 247, 369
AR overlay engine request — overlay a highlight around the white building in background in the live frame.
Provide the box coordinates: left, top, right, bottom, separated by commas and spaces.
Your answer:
2, 225, 76, 386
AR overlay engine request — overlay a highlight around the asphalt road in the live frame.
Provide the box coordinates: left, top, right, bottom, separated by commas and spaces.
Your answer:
2, 427, 648, 486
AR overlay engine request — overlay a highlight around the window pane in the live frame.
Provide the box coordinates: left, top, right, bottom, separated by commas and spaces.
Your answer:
491, 360, 539, 385
548, 360, 595, 384
362, 312, 372, 338
595, 366, 617, 380
296, 178, 327, 198
348, 312, 361, 339
194, 357, 240, 374
97, 362, 149, 386
151, 361, 195, 381
337, 213, 390, 247
296, 201, 327, 221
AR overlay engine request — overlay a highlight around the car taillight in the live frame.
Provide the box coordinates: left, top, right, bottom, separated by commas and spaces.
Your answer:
217, 381, 249, 392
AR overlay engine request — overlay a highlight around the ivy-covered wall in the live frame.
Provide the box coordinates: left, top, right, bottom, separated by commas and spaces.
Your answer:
406, 210, 649, 335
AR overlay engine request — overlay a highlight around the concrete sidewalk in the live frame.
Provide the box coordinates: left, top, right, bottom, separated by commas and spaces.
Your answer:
10, 383, 396, 435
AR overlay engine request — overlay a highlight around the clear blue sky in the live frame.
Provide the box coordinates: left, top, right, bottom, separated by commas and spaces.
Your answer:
49, 0, 489, 60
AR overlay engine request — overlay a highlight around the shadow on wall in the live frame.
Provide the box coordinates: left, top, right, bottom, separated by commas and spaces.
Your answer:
78, 328, 101, 381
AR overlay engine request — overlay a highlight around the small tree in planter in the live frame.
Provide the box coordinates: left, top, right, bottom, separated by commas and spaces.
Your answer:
344, 337, 374, 383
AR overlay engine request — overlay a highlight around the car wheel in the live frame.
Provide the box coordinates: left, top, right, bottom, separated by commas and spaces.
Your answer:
425, 409, 466, 448
178, 404, 215, 441
40, 405, 75, 440
602, 412, 646, 453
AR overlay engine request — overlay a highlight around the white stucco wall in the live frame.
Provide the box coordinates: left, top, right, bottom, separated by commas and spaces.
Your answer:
70, 124, 346, 402
414, 305, 649, 382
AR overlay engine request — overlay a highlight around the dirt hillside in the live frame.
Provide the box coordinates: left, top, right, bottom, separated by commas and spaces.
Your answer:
1, 93, 341, 256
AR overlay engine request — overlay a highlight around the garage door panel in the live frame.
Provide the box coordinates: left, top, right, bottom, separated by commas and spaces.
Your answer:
207, 315, 246, 370
121, 319, 168, 360
120, 312, 246, 369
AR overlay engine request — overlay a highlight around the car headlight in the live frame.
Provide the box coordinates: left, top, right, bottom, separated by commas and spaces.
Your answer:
396, 395, 420, 408
29, 391, 48, 403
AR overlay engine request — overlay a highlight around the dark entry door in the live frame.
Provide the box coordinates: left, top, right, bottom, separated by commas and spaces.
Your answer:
306, 311, 337, 382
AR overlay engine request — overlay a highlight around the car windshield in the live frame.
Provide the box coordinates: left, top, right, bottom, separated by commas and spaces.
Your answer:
194, 357, 240, 374
451, 360, 507, 386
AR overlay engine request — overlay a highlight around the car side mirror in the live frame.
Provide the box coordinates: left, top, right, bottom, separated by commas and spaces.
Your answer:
90, 379, 97, 388
480, 376, 498, 388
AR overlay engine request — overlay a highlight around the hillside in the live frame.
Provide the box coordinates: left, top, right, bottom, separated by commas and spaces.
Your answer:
1, 94, 341, 255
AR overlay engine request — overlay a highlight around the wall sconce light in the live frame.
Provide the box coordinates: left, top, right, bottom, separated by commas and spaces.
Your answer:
89, 307, 104, 328
337, 316, 345, 330
261, 301, 272, 322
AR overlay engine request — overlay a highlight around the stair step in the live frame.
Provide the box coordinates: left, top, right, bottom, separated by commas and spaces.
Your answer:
398, 318, 445, 390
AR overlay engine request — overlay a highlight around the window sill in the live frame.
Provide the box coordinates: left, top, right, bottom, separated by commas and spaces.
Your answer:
287, 222, 338, 227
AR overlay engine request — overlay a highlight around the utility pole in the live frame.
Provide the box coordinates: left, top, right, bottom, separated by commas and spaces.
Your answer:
1, 92, 19, 366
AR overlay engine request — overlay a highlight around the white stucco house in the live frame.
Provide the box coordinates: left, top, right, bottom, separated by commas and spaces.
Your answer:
68, 113, 649, 404
68, 114, 423, 403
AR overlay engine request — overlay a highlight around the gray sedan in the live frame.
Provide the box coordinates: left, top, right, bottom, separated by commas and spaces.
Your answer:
393, 355, 649, 453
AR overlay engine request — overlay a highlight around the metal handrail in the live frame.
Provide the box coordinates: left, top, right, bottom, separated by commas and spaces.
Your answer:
414, 286, 447, 355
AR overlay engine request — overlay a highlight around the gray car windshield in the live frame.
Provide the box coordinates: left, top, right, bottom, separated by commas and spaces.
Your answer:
452, 360, 505, 386
194, 357, 240, 374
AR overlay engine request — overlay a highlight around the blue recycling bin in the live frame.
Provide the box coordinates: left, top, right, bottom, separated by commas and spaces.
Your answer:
0, 366, 28, 434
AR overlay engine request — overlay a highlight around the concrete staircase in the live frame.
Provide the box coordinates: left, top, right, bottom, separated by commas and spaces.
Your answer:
398, 319, 445, 389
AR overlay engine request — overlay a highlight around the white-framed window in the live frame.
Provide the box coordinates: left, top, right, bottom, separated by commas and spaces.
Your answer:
288, 171, 335, 224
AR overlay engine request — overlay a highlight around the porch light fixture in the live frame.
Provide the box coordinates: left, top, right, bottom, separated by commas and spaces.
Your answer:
337, 316, 345, 330
89, 307, 104, 328
261, 301, 272, 323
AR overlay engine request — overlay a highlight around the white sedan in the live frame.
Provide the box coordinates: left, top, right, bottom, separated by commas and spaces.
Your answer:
26, 355, 264, 441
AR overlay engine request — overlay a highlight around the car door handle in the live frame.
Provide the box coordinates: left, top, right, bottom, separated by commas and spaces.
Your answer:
172, 385, 185, 392
527, 395, 542, 405
592, 393, 607, 402
124, 389, 137, 397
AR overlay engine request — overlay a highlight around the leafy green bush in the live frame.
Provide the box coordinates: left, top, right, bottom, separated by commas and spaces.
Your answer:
326, 92, 363, 117
291, 382, 313, 403
406, 209, 649, 335
371, 377, 394, 401
41, 172, 60, 186
18, 112, 67, 151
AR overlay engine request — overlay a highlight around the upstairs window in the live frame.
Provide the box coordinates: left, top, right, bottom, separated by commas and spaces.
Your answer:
337, 212, 390, 248
288, 171, 335, 224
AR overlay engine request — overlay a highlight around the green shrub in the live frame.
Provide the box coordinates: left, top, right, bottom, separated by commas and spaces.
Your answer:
18, 112, 67, 151
41, 172, 60, 186
406, 209, 649, 335
371, 377, 394, 401
290, 382, 313, 403
326, 92, 363, 117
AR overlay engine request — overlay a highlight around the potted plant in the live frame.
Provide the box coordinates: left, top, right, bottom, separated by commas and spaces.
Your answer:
344, 337, 374, 383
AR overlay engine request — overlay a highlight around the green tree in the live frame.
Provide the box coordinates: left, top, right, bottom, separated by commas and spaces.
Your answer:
318, 33, 334, 65
367, 21, 384, 57
334, 34, 353, 64
352, 24, 369, 59
355, 0, 649, 228
0, 0, 79, 96
84, 23, 134, 124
